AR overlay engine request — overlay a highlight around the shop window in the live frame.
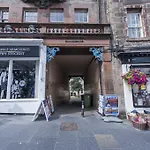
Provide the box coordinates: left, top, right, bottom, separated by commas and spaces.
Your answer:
10, 61, 36, 99
127, 9, 143, 38
75, 9, 88, 23
50, 9, 64, 23
24, 10, 38, 22
0, 61, 9, 99
0, 9, 9, 22
132, 66, 150, 107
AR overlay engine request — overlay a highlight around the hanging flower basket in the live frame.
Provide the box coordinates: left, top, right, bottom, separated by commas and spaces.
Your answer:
122, 69, 148, 86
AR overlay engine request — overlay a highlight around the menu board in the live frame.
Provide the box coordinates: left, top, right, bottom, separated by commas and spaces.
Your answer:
104, 95, 119, 116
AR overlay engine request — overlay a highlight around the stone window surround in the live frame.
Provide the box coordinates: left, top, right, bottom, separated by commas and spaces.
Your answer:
124, 4, 148, 40
23, 8, 38, 23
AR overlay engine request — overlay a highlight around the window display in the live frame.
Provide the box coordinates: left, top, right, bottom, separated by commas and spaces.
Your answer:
0, 61, 9, 99
132, 66, 150, 107
10, 61, 36, 99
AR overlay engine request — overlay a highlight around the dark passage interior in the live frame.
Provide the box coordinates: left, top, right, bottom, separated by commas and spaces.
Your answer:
46, 47, 100, 114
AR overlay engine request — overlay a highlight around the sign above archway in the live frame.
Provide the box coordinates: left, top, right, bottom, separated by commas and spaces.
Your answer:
21, 0, 65, 9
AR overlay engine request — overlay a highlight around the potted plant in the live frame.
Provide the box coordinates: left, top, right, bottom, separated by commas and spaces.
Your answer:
122, 69, 148, 89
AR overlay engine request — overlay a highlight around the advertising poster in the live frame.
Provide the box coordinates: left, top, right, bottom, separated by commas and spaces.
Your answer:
104, 95, 119, 116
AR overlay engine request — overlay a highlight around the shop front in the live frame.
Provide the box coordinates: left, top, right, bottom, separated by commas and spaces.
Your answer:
0, 39, 46, 114
121, 55, 150, 113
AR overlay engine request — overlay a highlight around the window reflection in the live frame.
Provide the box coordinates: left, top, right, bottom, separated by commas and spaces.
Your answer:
0, 61, 9, 99
10, 61, 36, 99
132, 66, 150, 107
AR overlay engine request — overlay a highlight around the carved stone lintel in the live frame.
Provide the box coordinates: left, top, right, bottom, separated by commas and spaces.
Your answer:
21, 0, 65, 9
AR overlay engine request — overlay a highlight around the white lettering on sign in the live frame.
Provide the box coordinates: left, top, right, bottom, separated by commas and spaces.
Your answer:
0, 48, 30, 51
7, 52, 25, 55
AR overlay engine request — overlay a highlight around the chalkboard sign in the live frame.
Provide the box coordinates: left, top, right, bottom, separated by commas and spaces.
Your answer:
33, 100, 51, 122
42, 99, 51, 121
47, 95, 54, 113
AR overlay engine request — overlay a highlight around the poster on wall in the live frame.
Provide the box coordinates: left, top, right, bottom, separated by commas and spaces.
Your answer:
104, 95, 119, 116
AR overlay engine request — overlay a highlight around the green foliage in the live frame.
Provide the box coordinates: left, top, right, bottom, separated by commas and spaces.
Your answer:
70, 77, 83, 93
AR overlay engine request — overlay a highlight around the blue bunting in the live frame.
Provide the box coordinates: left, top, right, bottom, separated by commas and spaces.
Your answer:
89, 47, 103, 61
47, 47, 60, 62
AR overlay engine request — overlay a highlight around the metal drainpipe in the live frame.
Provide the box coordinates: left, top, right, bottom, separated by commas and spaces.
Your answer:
98, 0, 103, 95
99, 61, 103, 95
98, 0, 101, 24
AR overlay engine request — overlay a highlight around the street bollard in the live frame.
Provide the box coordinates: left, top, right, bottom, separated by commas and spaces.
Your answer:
81, 98, 84, 117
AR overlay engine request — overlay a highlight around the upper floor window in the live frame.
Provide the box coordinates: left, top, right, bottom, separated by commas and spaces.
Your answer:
50, 9, 64, 23
127, 9, 143, 38
75, 9, 88, 23
24, 10, 37, 22
0, 9, 9, 22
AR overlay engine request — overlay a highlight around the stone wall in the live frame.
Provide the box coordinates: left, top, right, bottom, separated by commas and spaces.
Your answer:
84, 59, 100, 108
46, 59, 69, 107
0, 0, 100, 23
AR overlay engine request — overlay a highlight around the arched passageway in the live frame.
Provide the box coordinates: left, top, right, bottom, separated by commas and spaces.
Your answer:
46, 47, 100, 114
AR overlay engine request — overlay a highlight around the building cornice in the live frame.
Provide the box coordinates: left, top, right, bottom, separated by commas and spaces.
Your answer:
21, 0, 65, 9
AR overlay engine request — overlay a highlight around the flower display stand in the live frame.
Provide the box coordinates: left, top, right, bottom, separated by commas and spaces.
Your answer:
131, 121, 147, 130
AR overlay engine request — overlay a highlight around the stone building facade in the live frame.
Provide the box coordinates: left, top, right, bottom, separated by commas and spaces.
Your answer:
0, 0, 113, 114
107, 0, 150, 115
1, 0, 150, 116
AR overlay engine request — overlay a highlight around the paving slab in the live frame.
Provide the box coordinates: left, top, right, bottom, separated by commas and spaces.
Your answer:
55, 142, 77, 150
95, 134, 121, 149
78, 137, 100, 150
0, 105, 150, 150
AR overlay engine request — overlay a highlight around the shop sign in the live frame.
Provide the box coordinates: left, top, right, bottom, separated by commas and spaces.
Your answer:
0, 46, 39, 57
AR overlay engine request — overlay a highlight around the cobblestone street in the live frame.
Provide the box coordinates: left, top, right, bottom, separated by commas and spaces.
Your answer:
0, 103, 150, 150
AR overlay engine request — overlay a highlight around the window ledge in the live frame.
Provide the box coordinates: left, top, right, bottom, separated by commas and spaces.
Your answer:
126, 37, 150, 42
0, 99, 39, 102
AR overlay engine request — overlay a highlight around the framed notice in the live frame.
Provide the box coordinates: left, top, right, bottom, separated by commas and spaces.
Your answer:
104, 95, 119, 116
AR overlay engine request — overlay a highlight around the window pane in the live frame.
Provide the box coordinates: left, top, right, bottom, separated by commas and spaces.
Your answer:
10, 61, 36, 99
0, 61, 9, 99
24, 11, 37, 22
75, 9, 88, 23
50, 10, 64, 22
127, 12, 142, 38
0, 10, 9, 22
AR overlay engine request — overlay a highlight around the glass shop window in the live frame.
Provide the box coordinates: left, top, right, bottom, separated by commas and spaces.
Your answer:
0, 60, 37, 100
0, 61, 9, 99
10, 61, 36, 99
132, 66, 150, 107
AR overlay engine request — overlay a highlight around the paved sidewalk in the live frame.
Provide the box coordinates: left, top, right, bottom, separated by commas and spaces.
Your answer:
0, 109, 150, 150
